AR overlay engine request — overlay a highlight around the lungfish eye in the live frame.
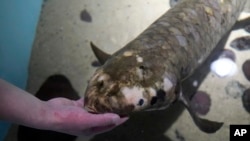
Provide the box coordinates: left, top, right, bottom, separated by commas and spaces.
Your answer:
97, 80, 104, 88
137, 99, 144, 106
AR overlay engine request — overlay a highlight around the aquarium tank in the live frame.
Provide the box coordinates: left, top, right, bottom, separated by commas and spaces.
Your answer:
0, 0, 42, 140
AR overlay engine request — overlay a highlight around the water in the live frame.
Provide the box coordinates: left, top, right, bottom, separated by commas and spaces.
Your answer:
3, 0, 250, 141
0, 0, 42, 140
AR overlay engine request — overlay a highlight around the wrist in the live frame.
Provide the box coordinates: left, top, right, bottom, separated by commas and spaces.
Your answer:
26, 100, 56, 130
38, 101, 67, 132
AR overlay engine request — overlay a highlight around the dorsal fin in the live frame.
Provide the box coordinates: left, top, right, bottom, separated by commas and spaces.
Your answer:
90, 42, 111, 65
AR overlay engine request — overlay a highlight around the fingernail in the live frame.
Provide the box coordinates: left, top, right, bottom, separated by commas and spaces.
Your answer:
111, 115, 120, 125
104, 114, 129, 125
105, 113, 120, 125
113, 116, 129, 125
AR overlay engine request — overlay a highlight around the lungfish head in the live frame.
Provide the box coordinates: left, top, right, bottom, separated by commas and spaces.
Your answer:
84, 43, 178, 115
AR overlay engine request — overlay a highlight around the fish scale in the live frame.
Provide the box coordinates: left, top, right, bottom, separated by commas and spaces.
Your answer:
131, 0, 244, 80
84, 0, 247, 133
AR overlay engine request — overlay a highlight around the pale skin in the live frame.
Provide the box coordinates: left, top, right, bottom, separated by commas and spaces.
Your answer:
0, 79, 128, 136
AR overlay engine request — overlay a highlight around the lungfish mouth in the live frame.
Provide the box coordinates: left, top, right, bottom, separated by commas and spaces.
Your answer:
84, 105, 98, 114
83, 97, 97, 113
83, 96, 108, 114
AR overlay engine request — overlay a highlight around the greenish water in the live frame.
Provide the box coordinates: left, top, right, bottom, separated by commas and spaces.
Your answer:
0, 0, 42, 140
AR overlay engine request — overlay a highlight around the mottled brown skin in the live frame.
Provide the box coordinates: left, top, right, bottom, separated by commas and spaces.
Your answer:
84, 0, 246, 115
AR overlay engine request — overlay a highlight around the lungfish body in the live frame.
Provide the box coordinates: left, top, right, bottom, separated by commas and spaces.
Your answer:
84, 0, 247, 133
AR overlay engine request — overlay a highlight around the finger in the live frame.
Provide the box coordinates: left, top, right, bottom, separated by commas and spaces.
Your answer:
114, 117, 129, 126
74, 98, 84, 107
84, 113, 124, 127
86, 117, 129, 135
89, 113, 120, 126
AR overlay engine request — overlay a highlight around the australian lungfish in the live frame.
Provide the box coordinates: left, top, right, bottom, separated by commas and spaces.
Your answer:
84, 0, 247, 133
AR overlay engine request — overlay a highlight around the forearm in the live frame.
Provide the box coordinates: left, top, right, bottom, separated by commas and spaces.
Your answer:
0, 79, 51, 129
0, 79, 128, 136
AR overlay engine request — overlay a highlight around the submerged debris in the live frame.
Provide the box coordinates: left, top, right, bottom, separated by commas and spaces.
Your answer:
190, 91, 211, 115
230, 36, 250, 51
80, 9, 92, 22
91, 60, 102, 67
242, 88, 250, 113
242, 59, 250, 81
244, 25, 250, 33
210, 58, 237, 78
169, 0, 182, 8
225, 80, 246, 99
210, 49, 237, 78
219, 49, 236, 61
175, 129, 186, 141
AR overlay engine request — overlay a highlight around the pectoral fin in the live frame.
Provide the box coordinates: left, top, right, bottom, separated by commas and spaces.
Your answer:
90, 42, 111, 65
179, 91, 223, 133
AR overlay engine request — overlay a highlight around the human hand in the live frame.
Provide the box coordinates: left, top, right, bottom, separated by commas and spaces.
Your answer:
44, 97, 128, 136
